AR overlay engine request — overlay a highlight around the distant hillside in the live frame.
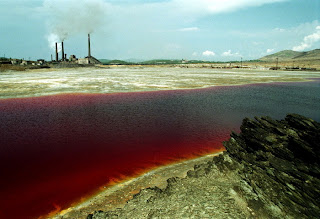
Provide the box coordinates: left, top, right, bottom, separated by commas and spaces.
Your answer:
139, 59, 187, 65
260, 49, 320, 61
137, 59, 253, 65
99, 59, 211, 65
99, 59, 110, 64
99, 59, 134, 65
99, 59, 262, 65
293, 49, 320, 60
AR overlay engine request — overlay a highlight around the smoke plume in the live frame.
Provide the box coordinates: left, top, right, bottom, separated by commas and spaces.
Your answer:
44, 0, 107, 50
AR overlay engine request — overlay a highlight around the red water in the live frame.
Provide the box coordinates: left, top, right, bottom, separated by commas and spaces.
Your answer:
0, 90, 231, 219
2, 80, 319, 219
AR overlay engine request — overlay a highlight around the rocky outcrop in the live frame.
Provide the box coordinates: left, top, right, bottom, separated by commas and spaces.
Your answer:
88, 114, 320, 219
216, 114, 320, 218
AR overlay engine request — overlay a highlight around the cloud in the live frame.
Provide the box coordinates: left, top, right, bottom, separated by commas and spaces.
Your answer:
178, 27, 199, 32
273, 27, 285, 32
222, 50, 241, 57
104, 0, 289, 24
266, 48, 275, 53
292, 26, 320, 51
170, 0, 288, 16
202, 50, 216, 56
37, 0, 294, 59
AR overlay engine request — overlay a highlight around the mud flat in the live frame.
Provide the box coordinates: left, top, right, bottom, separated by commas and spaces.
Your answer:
1, 67, 320, 99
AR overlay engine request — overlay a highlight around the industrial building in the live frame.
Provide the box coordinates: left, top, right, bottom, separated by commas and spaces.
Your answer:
2, 34, 101, 69
53, 34, 101, 65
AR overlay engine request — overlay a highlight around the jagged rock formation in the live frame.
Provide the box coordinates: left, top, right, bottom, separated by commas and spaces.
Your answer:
88, 114, 320, 219
219, 114, 320, 218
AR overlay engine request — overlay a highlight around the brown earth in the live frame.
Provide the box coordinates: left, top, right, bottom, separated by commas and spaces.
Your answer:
50, 153, 223, 219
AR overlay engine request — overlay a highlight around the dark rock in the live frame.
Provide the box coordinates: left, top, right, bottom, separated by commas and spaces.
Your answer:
220, 114, 320, 218
88, 114, 320, 219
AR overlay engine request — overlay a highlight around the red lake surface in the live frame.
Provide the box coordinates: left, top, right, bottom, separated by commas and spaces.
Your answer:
0, 80, 319, 219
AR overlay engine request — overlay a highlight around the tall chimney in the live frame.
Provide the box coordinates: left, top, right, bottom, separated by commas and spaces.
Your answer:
61, 41, 65, 61
55, 42, 58, 62
88, 33, 91, 58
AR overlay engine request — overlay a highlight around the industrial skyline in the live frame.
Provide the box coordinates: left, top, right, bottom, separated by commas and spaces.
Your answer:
0, 0, 319, 61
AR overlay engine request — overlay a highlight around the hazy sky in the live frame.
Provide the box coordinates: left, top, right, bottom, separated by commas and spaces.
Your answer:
0, 0, 319, 61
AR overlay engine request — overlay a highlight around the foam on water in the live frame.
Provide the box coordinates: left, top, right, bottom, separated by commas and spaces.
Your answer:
1, 67, 319, 99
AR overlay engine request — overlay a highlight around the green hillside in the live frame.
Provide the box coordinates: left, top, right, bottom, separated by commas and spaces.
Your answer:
259, 50, 303, 61
260, 49, 320, 61
99, 59, 134, 65
139, 59, 187, 64
293, 49, 320, 60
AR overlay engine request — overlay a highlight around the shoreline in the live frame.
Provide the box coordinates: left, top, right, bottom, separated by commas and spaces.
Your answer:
0, 77, 319, 103
50, 151, 224, 219
86, 114, 320, 219
2, 59, 320, 72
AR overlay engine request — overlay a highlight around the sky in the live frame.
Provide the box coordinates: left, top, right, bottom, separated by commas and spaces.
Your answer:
0, 0, 319, 61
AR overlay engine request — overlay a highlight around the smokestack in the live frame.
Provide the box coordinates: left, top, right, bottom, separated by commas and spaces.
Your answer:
61, 41, 65, 61
88, 33, 91, 58
55, 42, 58, 62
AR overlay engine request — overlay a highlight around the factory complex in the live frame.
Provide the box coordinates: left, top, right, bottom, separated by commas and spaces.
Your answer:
1, 34, 101, 67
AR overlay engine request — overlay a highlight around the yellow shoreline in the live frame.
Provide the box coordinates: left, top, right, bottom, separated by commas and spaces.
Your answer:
50, 152, 224, 219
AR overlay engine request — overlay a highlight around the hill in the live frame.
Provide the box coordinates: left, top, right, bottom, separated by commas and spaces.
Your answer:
260, 49, 320, 61
293, 49, 320, 60
260, 50, 303, 61
99, 59, 134, 65
98, 59, 262, 65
